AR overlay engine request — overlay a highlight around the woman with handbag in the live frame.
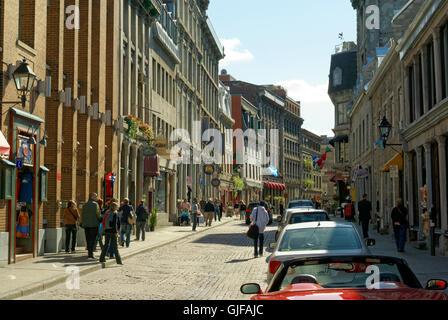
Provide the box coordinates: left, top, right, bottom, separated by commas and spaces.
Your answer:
249, 202, 270, 258
63, 200, 80, 254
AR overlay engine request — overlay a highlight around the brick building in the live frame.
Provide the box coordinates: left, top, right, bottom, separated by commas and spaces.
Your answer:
0, 0, 48, 264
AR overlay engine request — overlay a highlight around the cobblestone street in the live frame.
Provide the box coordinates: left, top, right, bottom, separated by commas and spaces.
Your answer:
21, 220, 277, 300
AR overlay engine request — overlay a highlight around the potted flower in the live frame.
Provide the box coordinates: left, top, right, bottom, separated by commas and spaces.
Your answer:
149, 207, 158, 231
124, 114, 141, 139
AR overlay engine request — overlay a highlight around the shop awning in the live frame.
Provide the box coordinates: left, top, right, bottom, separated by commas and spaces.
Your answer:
264, 182, 286, 190
329, 135, 349, 147
381, 152, 403, 172
330, 173, 345, 182
0, 131, 10, 157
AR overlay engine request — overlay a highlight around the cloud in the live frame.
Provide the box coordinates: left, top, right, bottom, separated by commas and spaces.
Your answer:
276, 79, 334, 137
220, 38, 254, 67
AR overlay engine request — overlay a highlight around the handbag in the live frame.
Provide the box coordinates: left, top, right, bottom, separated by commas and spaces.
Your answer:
68, 208, 81, 230
246, 208, 259, 239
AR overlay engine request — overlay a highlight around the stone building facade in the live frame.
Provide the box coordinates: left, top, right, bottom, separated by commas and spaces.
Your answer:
300, 129, 324, 204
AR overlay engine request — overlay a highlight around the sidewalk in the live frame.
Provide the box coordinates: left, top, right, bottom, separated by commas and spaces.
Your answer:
0, 216, 234, 300
333, 216, 448, 286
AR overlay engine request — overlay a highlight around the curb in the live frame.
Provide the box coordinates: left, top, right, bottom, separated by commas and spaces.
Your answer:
0, 219, 234, 300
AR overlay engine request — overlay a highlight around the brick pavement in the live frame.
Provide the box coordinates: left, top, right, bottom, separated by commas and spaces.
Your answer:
0, 217, 238, 300
17, 219, 277, 300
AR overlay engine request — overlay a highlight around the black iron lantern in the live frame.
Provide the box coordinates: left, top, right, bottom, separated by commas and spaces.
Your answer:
379, 116, 392, 140
12, 59, 36, 106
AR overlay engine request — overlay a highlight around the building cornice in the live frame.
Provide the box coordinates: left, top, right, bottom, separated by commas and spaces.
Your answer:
402, 98, 448, 142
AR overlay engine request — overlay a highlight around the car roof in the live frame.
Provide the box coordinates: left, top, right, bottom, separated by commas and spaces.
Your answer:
287, 208, 327, 214
280, 254, 407, 265
289, 199, 313, 202
283, 221, 352, 231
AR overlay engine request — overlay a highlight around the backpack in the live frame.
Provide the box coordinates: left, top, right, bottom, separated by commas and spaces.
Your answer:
103, 212, 116, 231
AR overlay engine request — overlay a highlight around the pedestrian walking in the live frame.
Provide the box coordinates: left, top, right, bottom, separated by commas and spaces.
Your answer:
135, 200, 149, 241
118, 198, 135, 248
279, 203, 284, 218
81, 193, 102, 259
99, 202, 123, 267
204, 198, 215, 227
180, 199, 191, 225
358, 194, 372, 238
239, 201, 246, 221
344, 198, 356, 222
391, 199, 409, 252
104, 198, 119, 258
250, 202, 270, 258
219, 201, 223, 221
191, 198, 200, 231
234, 202, 240, 218
95, 198, 105, 251
63, 200, 80, 254
214, 199, 220, 222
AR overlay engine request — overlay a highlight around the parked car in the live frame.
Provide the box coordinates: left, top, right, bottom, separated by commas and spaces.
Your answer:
266, 221, 374, 283
245, 201, 273, 225
275, 208, 330, 240
241, 255, 448, 300
287, 199, 314, 209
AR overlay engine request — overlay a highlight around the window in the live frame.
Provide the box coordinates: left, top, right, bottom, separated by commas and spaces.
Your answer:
408, 66, 415, 123
427, 42, 436, 109
19, 0, 36, 48
333, 67, 342, 86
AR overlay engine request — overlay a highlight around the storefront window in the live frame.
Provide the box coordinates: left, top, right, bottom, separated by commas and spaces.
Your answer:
155, 172, 167, 212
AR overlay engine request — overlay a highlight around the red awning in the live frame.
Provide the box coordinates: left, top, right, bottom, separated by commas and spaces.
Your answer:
0, 131, 10, 157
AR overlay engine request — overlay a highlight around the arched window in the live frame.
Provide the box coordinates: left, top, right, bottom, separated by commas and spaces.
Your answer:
333, 67, 342, 86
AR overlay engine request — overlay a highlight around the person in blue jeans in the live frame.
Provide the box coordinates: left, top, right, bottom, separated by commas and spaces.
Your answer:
119, 198, 134, 248
391, 199, 409, 252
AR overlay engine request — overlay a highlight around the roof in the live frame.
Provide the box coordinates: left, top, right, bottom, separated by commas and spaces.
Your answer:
328, 50, 358, 94
284, 221, 353, 231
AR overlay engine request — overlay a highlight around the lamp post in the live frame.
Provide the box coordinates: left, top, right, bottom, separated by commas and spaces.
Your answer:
378, 116, 401, 149
0, 59, 36, 108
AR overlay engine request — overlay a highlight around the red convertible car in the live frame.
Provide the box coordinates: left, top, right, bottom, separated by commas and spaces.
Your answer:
241, 255, 448, 300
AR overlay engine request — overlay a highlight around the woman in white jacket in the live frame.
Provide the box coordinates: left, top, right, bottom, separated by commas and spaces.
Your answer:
250, 202, 270, 258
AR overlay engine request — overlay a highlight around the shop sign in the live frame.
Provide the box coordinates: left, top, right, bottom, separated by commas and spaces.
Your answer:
203, 164, 215, 175
390, 165, 399, 178
16, 158, 23, 169
211, 178, 220, 188
17, 135, 33, 167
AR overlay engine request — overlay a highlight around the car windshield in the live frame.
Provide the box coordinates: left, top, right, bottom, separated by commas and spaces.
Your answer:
289, 201, 313, 208
278, 227, 361, 252
277, 261, 407, 291
290, 213, 328, 224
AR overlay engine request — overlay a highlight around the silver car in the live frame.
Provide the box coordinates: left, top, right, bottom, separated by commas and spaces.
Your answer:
266, 221, 375, 283
276, 208, 330, 240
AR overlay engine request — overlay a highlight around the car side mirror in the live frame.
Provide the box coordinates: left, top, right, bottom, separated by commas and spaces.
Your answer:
365, 238, 376, 246
425, 279, 448, 291
277, 216, 282, 222
269, 242, 277, 249
240, 283, 262, 295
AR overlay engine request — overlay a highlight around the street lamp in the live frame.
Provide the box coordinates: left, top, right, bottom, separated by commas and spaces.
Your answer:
378, 116, 401, 148
13, 59, 36, 107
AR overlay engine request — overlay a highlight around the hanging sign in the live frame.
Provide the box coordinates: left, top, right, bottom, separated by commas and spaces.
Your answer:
211, 178, 220, 188
17, 135, 33, 166
16, 157, 23, 169
203, 164, 215, 175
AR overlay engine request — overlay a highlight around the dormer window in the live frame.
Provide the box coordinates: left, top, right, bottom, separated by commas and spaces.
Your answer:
333, 67, 342, 86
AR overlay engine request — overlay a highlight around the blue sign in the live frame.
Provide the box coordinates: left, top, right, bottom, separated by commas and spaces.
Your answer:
16, 158, 23, 169
201, 179, 206, 185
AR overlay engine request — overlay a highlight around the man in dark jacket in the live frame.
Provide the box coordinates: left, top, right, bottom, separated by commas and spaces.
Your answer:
204, 199, 215, 227
391, 199, 409, 252
135, 200, 149, 241
81, 193, 101, 259
358, 194, 372, 238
